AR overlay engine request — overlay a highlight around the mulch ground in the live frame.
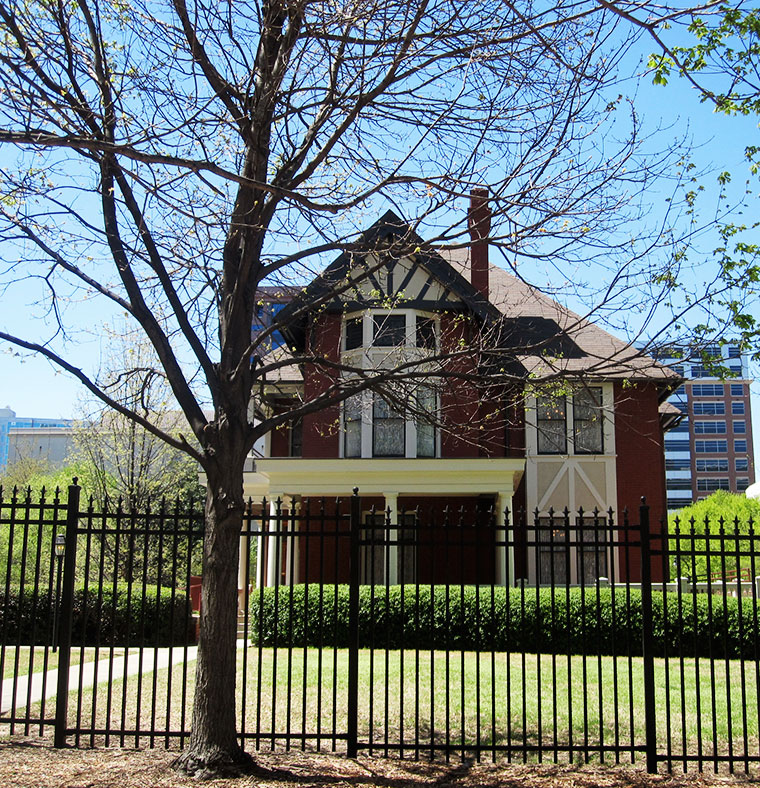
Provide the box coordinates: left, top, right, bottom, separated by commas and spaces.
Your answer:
0, 739, 757, 788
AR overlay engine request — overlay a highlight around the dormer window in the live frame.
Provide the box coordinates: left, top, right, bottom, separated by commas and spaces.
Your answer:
373, 315, 406, 346
345, 317, 363, 350
343, 310, 438, 352
416, 317, 436, 349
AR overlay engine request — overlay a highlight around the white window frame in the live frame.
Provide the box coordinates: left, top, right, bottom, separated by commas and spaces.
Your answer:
528, 385, 614, 457
342, 309, 439, 353
341, 388, 440, 459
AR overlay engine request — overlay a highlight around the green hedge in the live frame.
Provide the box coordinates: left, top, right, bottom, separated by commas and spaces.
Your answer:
249, 584, 760, 659
0, 584, 196, 646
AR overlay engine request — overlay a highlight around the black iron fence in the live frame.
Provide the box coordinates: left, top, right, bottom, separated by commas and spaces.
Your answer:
2, 481, 760, 773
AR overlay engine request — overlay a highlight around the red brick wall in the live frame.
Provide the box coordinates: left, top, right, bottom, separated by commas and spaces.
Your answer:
438, 313, 512, 458
302, 314, 341, 458
614, 382, 667, 581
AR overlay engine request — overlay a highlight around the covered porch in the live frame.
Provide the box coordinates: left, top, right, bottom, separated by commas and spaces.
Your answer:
242, 458, 525, 589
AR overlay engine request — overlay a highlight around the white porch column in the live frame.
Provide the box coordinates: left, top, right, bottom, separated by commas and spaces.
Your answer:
495, 491, 514, 587
289, 498, 301, 585
266, 496, 282, 587
384, 492, 399, 585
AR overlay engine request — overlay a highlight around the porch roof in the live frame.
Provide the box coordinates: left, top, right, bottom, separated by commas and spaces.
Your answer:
243, 457, 525, 499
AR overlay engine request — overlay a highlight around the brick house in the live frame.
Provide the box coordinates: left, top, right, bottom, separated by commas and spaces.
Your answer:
243, 192, 679, 586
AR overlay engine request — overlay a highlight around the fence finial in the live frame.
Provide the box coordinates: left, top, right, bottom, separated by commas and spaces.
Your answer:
352, 487, 359, 496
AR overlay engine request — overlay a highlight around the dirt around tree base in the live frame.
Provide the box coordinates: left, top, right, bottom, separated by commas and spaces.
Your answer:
0, 739, 755, 788
172, 743, 256, 779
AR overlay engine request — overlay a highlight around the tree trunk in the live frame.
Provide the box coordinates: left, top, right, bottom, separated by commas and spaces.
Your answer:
172, 457, 254, 777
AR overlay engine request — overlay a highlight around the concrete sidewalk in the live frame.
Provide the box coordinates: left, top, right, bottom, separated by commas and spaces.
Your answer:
1, 645, 199, 716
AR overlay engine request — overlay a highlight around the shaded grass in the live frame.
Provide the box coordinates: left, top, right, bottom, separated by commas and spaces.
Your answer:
50, 646, 760, 768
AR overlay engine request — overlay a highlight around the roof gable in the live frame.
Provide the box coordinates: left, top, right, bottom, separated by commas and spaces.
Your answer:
277, 211, 500, 349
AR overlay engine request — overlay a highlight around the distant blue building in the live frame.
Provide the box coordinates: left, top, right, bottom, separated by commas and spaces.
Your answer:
649, 345, 757, 509
0, 407, 74, 470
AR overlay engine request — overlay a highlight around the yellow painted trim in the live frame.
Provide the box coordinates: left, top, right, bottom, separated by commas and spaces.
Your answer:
243, 458, 525, 497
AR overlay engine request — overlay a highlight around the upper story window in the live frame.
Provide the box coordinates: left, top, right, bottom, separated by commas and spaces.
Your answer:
345, 317, 363, 350
574, 388, 603, 453
373, 314, 406, 346
536, 397, 567, 454
694, 421, 726, 434
692, 384, 724, 397
693, 402, 725, 415
343, 310, 438, 352
343, 387, 438, 459
373, 395, 405, 456
535, 387, 605, 455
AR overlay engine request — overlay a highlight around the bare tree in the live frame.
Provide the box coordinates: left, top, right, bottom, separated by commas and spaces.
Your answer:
71, 325, 203, 508
0, 0, 737, 775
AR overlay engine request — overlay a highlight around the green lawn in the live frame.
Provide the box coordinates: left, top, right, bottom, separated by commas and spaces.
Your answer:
0, 645, 123, 680
59, 646, 760, 765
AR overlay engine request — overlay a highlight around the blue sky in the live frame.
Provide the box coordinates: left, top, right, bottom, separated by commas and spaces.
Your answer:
0, 37, 758, 469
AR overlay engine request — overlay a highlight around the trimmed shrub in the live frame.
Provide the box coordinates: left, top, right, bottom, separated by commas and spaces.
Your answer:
249, 584, 760, 659
0, 583, 195, 646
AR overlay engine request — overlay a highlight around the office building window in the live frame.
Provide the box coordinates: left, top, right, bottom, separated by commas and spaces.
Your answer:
690, 365, 711, 378
694, 402, 725, 415
736, 458, 749, 472
694, 421, 726, 434
730, 383, 744, 396
696, 458, 728, 472
666, 458, 692, 470
734, 440, 748, 453
732, 402, 745, 415
697, 478, 730, 492
738, 478, 750, 492
666, 478, 693, 490
695, 440, 728, 454
733, 421, 746, 434
665, 440, 691, 452
692, 384, 724, 397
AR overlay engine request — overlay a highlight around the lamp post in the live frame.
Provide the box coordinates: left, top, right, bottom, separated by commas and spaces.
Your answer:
52, 534, 65, 653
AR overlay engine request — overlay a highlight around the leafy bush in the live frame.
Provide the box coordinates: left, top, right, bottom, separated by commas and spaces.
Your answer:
250, 584, 760, 659
0, 583, 195, 646
669, 491, 760, 581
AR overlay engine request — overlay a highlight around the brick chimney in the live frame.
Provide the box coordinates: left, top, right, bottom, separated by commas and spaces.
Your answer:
467, 187, 490, 301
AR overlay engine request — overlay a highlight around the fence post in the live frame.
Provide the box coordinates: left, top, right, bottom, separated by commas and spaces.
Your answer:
346, 487, 360, 758
54, 478, 80, 748
638, 497, 657, 773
